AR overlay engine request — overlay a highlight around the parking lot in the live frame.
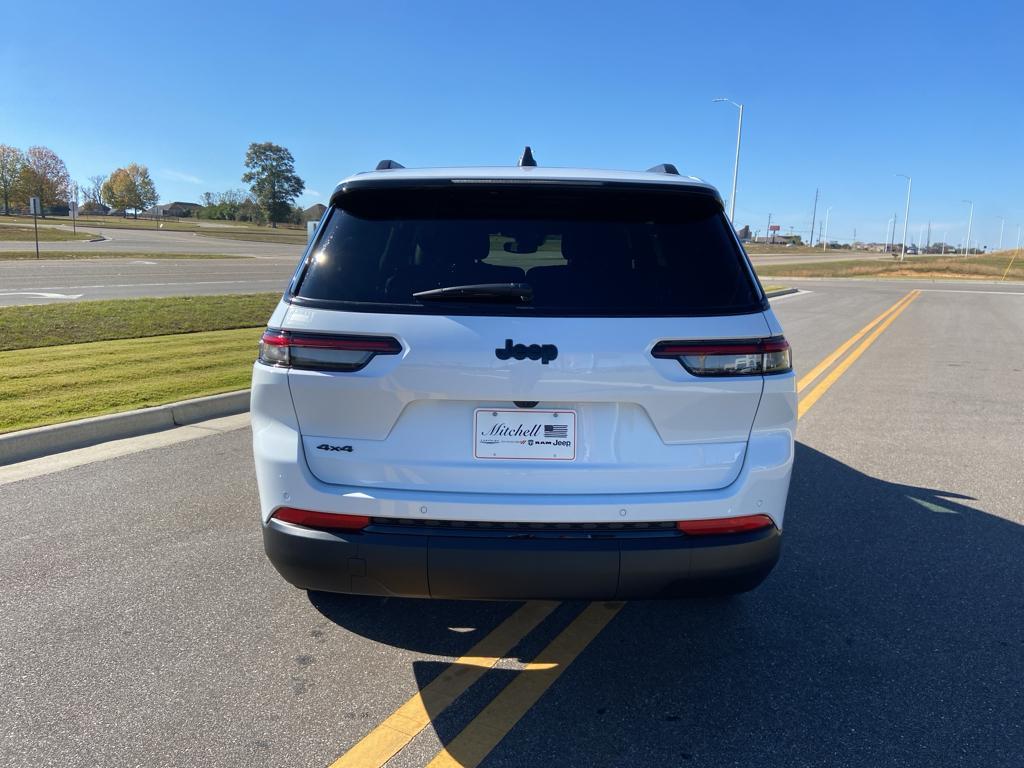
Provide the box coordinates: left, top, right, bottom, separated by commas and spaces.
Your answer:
2, 279, 1022, 767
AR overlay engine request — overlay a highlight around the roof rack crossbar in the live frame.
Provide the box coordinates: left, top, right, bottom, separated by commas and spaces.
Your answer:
375, 159, 405, 171
646, 163, 680, 175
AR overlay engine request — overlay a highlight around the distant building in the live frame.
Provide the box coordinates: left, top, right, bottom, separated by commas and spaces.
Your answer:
302, 203, 327, 222
147, 201, 202, 218
79, 201, 110, 215
736, 224, 752, 241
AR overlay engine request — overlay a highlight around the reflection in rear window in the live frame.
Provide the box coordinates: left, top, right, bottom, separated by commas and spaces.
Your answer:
292, 184, 764, 316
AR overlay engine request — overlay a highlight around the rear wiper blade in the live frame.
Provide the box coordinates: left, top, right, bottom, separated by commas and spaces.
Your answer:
413, 283, 533, 303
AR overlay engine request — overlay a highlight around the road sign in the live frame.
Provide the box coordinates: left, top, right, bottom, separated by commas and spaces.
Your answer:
29, 197, 41, 215
769, 224, 781, 232
69, 201, 78, 218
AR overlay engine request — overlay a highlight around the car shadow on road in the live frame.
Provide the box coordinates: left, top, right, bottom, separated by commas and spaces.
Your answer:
310, 442, 1024, 766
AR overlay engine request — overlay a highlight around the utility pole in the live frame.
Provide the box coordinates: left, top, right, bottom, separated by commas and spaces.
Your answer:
997, 216, 1005, 250
926, 221, 931, 251
962, 200, 974, 256
712, 98, 744, 222
766, 212, 773, 244
823, 207, 832, 251
896, 174, 912, 262
809, 188, 819, 247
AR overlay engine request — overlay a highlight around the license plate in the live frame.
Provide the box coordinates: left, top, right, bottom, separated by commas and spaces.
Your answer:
474, 409, 576, 461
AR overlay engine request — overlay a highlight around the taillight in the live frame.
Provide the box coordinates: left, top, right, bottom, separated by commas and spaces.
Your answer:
271, 507, 370, 530
258, 329, 401, 371
676, 514, 775, 535
652, 336, 791, 376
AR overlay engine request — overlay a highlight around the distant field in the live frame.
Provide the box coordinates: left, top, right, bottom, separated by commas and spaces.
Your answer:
756, 252, 1024, 281
2, 213, 306, 236
0, 224, 100, 242
0, 293, 279, 352
0, 251, 247, 260
744, 243, 879, 256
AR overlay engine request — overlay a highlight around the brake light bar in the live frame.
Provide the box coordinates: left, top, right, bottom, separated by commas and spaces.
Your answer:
259, 329, 401, 372
652, 336, 791, 376
271, 507, 370, 531
676, 514, 775, 536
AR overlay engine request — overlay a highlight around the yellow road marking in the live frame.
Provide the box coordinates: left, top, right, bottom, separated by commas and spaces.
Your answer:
425, 602, 625, 768
797, 290, 917, 393
330, 288, 923, 768
798, 290, 920, 418
328, 601, 558, 768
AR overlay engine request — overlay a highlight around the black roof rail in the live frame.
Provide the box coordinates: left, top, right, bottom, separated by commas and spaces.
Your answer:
375, 159, 405, 170
646, 163, 680, 175
518, 146, 537, 167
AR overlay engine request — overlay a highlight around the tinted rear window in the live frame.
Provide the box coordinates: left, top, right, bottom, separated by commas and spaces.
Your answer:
291, 184, 764, 316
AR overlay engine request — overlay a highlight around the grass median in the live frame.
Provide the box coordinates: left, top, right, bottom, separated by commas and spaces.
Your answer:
0, 293, 281, 432
0, 224, 100, 242
756, 252, 1024, 281
0, 329, 262, 433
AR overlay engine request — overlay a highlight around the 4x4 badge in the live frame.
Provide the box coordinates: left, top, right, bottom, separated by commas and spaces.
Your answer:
316, 444, 353, 452
495, 338, 558, 365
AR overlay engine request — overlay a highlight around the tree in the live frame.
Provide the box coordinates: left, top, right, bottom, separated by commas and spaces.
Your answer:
241, 142, 304, 227
101, 163, 158, 217
17, 146, 71, 217
0, 145, 25, 215
83, 174, 106, 205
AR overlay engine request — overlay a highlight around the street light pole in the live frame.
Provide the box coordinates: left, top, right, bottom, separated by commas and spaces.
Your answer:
962, 200, 974, 256
822, 207, 832, 251
885, 215, 895, 253
713, 98, 743, 223
896, 174, 912, 262
997, 216, 1005, 250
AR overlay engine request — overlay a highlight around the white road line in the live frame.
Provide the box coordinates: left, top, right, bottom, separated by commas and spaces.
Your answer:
0, 279, 285, 292
0, 291, 84, 300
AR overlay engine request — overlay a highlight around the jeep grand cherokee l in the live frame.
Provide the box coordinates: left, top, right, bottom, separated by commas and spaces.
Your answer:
252, 154, 796, 599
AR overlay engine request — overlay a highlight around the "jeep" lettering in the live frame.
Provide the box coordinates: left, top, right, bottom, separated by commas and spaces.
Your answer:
495, 339, 558, 365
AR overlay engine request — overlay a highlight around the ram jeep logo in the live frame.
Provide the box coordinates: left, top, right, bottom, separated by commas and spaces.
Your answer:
495, 338, 558, 365
316, 443, 353, 452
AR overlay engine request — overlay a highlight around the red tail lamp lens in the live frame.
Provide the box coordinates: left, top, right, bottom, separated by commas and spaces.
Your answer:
676, 514, 775, 536
272, 507, 370, 531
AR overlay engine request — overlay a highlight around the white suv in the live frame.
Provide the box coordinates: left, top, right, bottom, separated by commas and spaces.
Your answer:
252, 154, 796, 599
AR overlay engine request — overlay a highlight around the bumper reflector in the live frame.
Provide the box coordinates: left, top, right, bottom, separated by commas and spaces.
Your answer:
272, 507, 370, 531
676, 514, 775, 536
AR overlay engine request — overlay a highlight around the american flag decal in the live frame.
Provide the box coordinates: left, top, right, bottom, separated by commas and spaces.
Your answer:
544, 424, 568, 437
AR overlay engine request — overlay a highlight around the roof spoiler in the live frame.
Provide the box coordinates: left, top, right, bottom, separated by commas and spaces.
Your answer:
375, 159, 405, 170
646, 163, 680, 175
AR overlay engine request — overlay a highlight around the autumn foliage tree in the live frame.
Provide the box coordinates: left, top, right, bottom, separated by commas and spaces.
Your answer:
17, 146, 70, 217
242, 142, 304, 227
0, 145, 25, 215
101, 163, 158, 217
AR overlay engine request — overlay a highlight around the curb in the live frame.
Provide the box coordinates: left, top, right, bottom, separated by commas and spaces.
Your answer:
765, 287, 799, 298
0, 390, 250, 466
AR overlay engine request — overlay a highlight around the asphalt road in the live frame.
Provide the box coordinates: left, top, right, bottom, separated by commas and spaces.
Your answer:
2, 279, 1022, 767
0, 221, 303, 258
0, 224, 900, 307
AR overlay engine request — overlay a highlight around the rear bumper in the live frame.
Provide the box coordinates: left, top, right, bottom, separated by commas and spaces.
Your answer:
263, 518, 782, 600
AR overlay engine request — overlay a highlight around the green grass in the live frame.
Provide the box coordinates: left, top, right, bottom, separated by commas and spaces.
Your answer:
0, 251, 249, 260
2, 214, 305, 235
755, 252, 1024, 281
0, 293, 280, 352
0, 328, 261, 433
0, 224, 100, 242
761, 284, 788, 293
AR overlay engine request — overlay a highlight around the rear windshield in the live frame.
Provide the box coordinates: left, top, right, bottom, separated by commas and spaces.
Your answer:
291, 184, 764, 316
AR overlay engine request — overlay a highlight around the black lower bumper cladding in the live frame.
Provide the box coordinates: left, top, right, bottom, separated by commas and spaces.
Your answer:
263, 517, 782, 600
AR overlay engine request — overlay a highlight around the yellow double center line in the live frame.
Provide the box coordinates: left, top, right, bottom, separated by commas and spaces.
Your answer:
330, 289, 921, 768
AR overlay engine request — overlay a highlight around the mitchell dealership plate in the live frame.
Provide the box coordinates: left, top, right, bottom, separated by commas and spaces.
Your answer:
474, 409, 577, 461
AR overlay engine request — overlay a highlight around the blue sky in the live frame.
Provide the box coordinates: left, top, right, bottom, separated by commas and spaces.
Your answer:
3, 0, 1021, 248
